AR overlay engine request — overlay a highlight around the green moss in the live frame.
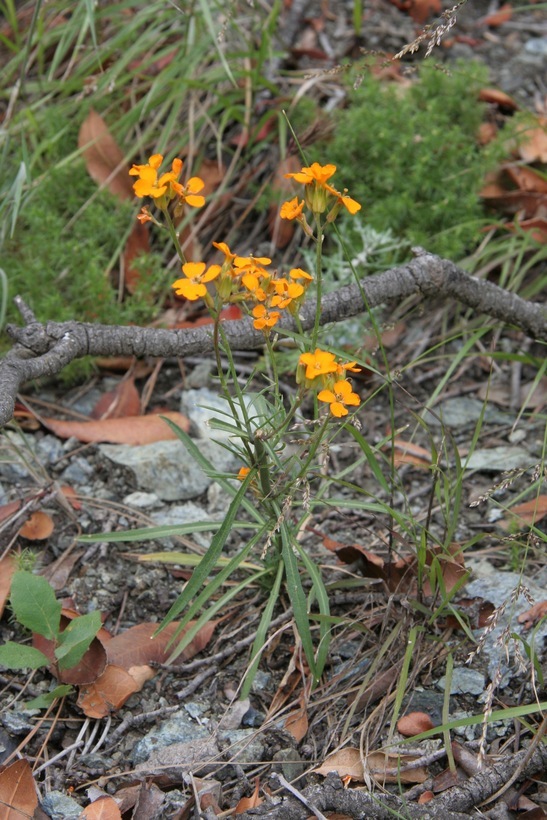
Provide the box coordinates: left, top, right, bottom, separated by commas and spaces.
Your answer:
2, 117, 167, 324
310, 61, 503, 260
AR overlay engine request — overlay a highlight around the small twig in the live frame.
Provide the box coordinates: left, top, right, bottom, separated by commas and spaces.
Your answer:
176, 666, 216, 699
271, 773, 329, 820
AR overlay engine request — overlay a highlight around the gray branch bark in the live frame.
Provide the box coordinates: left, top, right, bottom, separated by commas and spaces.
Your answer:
1, 250, 545, 428
236, 742, 547, 819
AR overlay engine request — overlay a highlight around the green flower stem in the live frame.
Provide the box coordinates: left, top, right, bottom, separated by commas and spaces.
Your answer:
312, 212, 324, 348
162, 207, 187, 265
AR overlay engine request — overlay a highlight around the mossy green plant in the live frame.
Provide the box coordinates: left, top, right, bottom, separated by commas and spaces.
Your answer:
1, 117, 166, 377
310, 61, 504, 260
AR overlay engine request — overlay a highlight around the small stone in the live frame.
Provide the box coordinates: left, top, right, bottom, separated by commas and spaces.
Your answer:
123, 491, 161, 509
132, 709, 211, 765
41, 790, 83, 819
437, 667, 485, 696
272, 748, 306, 781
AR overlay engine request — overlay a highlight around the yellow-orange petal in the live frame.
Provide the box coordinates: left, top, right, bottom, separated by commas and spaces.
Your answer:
182, 261, 206, 279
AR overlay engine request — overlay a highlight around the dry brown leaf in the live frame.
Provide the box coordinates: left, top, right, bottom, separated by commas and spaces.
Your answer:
505, 165, 547, 194
78, 109, 133, 200
33, 608, 108, 685
390, 438, 432, 468
501, 495, 547, 530
77, 663, 144, 718
19, 511, 54, 541
365, 751, 429, 784
268, 155, 301, 249
478, 377, 547, 409
284, 693, 309, 742
0, 759, 39, 818
91, 377, 141, 420
121, 220, 151, 294
0, 555, 17, 619
517, 600, 547, 629
514, 215, 547, 243
478, 88, 518, 110
481, 3, 513, 26
105, 620, 218, 669
518, 118, 547, 163
234, 778, 263, 814
80, 796, 122, 819
315, 748, 364, 781
0, 500, 21, 523
41, 411, 190, 445
397, 712, 435, 737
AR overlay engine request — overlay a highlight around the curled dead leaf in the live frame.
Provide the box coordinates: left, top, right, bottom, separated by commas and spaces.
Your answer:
397, 712, 435, 737
19, 511, 54, 541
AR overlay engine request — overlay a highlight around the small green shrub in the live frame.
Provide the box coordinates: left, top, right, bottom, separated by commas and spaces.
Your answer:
311, 61, 503, 260
1, 116, 166, 340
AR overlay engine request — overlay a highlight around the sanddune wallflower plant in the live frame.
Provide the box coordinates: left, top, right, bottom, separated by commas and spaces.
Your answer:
121, 151, 365, 692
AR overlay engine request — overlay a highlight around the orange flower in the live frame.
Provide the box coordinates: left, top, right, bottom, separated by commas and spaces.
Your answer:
337, 360, 361, 377
280, 197, 305, 220
285, 161, 360, 216
176, 176, 205, 208
299, 349, 338, 380
129, 154, 205, 208
289, 268, 313, 283
285, 162, 338, 191
129, 154, 169, 198
318, 379, 360, 417
252, 304, 281, 331
172, 262, 221, 301
213, 241, 237, 264
270, 278, 304, 309
237, 466, 251, 480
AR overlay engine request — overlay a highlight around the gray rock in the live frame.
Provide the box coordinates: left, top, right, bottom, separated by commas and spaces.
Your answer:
524, 36, 547, 56
41, 790, 83, 819
132, 709, 211, 765
35, 434, 65, 465
272, 747, 306, 781
437, 667, 485, 696
220, 728, 266, 765
425, 398, 509, 429
464, 446, 532, 473
123, 491, 161, 509
180, 387, 267, 443
465, 565, 547, 686
61, 456, 95, 485
99, 439, 238, 501
151, 502, 215, 548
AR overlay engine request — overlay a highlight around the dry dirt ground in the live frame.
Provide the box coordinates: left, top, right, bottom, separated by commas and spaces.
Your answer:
1, 0, 546, 818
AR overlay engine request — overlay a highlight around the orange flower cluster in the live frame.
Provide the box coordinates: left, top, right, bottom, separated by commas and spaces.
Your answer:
281, 162, 361, 222
173, 241, 313, 330
129, 153, 205, 219
298, 348, 361, 417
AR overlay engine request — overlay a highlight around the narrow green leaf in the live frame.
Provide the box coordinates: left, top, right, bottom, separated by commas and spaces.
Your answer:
78, 520, 257, 544
281, 523, 317, 679
241, 561, 284, 699
10, 571, 61, 640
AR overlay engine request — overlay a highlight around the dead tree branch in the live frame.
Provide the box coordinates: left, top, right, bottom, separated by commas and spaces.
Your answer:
1, 250, 545, 428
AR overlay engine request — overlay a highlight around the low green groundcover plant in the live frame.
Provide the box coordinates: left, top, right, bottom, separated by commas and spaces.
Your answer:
310, 60, 504, 260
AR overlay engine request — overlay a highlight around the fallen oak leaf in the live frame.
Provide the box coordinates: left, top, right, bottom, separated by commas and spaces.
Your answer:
0, 759, 39, 818
517, 600, 547, 629
78, 109, 133, 200
40, 411, 190, 445
80, 796, 122, 819
90, 376, 141, 420
234, 778, 264, 814
500, 495, 547, 530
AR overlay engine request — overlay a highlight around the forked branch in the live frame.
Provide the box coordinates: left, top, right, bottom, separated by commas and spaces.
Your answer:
1, 249, 545, 428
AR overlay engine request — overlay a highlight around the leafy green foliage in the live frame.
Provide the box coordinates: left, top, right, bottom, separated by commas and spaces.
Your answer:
0, 570, 101, 676
311, 61, 503, 260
